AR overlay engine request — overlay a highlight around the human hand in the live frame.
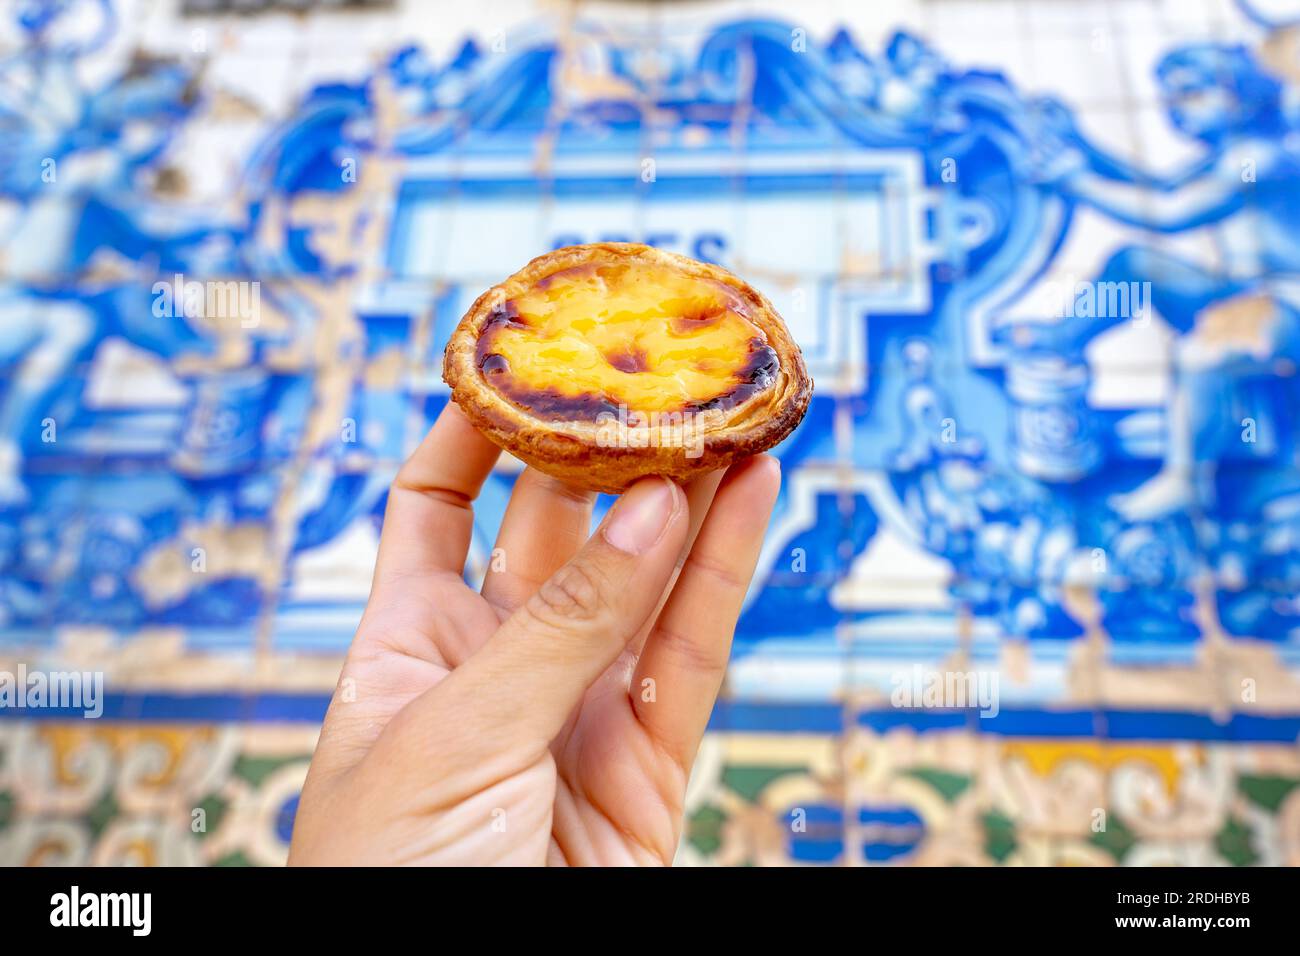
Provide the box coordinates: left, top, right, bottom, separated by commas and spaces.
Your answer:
288, 403, 781, 865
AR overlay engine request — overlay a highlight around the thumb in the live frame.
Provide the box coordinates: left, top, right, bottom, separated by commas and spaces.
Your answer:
411, 476, 688, 755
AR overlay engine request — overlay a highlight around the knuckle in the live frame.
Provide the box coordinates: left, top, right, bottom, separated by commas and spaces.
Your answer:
527, 561, 609, 626
651, 621, 730, 677
682, 551, 747, 593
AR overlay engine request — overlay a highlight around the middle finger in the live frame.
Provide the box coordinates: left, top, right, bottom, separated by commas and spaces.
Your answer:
481, 467, 596, 613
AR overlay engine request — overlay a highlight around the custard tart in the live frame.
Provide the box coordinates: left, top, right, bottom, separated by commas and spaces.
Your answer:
443, 243, 812, 493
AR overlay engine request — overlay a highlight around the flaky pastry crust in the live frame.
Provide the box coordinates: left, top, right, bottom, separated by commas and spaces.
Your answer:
443, 242, 813, 493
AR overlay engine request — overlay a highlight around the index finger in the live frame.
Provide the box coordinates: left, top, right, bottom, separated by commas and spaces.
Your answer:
373, 401, 501, 587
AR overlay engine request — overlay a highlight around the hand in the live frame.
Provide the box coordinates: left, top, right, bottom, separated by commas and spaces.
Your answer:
1024, 143, 1088, 187
1027, 95, 1078, 141
289, 403, 781, 865
1020, 97, 1086, 187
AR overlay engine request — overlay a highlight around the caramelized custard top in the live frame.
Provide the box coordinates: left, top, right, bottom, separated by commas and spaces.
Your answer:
475, 261, 780, 419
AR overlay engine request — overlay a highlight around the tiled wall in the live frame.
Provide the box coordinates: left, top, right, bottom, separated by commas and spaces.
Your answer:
1, 0, 1298, 866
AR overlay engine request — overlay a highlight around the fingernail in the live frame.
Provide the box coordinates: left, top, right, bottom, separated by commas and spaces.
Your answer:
603, 477, 679, 554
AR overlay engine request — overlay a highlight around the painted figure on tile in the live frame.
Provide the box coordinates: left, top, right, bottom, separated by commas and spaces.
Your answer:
1003, 39, 1300, 639
0, 0, 224, 507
